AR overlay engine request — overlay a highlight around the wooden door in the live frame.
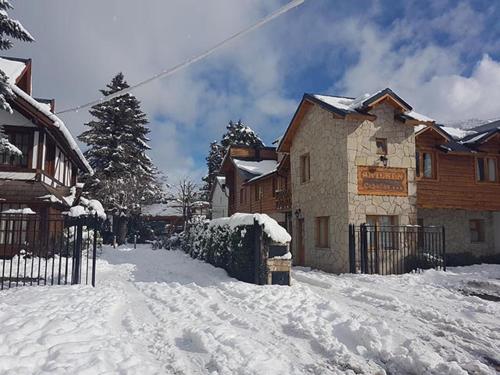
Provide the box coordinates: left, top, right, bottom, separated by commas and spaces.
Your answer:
297, 219, 305, 266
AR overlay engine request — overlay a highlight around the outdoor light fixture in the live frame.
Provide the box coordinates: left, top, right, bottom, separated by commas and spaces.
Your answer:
379, 155, 388, 167
294, 209, 302, 219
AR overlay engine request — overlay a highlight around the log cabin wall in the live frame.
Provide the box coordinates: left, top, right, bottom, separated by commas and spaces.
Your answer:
416, 131, 500, 211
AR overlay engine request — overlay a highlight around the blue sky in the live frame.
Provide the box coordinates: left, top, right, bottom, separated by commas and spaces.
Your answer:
8, 0, 500, 185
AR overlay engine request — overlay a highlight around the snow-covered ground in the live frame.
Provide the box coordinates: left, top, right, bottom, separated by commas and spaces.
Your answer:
1, 245, 499, 375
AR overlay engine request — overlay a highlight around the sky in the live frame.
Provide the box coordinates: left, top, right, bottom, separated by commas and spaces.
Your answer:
7, 0, 500, 185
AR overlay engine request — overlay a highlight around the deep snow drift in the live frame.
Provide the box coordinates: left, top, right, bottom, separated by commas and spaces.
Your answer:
0, 245, 499, 374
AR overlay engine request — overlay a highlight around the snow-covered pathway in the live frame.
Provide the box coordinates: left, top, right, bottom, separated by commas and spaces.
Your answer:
1, 245, 499, 374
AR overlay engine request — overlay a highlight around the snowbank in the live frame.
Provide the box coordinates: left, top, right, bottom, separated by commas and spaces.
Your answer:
1, 246, 499, 374
210, 213, 291, 244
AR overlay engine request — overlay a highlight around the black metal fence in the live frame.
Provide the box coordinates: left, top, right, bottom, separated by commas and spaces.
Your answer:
349, 224, 446, 275
0, 212, 102, 290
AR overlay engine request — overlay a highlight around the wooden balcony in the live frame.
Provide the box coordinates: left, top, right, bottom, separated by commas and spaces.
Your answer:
275, 189, 291, 211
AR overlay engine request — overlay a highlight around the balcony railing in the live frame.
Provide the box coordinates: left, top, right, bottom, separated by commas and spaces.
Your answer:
275, 189, 291, 211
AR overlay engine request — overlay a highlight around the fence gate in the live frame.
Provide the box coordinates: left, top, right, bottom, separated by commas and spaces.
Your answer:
349, 224, 446, 275
0, 212, 102, 290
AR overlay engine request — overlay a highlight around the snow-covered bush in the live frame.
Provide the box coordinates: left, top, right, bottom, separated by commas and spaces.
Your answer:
182, 213, 290, 283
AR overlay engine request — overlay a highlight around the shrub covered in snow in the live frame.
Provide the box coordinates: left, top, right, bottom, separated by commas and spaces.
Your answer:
181, 213, 290, 283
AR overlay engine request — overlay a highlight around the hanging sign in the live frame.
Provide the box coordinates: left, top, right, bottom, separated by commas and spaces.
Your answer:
357, 166, 408, 196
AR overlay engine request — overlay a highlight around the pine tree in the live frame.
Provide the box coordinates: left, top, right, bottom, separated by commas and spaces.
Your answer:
221, 120, 264, 149
0, 0, 34, 153
201, 141, 224, 199
201, 120, 264, 200
79, 73, 163, 244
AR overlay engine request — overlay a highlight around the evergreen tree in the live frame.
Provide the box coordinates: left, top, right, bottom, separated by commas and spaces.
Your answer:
79, 73, 163, 244
201, 120, 264, 200
0, 0, 34, 153
221, 120, 264, 149
201, 141, 224, 199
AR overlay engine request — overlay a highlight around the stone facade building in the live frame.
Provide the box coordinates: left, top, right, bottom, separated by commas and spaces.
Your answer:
279, 89, 440, 273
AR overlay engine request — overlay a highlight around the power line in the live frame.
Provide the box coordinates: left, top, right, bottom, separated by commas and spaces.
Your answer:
56, 0, 305, 115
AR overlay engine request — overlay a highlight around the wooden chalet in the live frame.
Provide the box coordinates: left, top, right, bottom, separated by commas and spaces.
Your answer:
220, 145, 291, 228
0, 56, 92, 257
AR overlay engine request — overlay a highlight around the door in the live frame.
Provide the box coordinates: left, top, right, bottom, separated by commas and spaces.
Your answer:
296, 219, 305, 266
366, 215, 397, 250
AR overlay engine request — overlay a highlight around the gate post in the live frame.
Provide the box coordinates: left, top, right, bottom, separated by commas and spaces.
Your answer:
360, 224, 369, 274
253, 219, 264, 285
442, 226, 446, 272
348, 224, 356, 273
92, 214, 98, 287
72, 221, 83, 285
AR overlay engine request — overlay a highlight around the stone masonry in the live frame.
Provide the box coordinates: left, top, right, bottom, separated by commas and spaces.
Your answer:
291, 102, 417, 274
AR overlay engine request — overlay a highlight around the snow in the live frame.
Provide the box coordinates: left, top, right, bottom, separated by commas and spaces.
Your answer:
11, 85, 93, 174
313, 94, 354, 111
37, 194, 63, 204
439, 126, 477, 140
0, 57, 92, 174
210, 213, 292, 244
1, 245, 498, 374
77, 197, 107, 219
233, 158, 277, 176
0, 57, 26, 83
1, 207, 36, 214
142, 202, 183, 217
406, 110, 434, 123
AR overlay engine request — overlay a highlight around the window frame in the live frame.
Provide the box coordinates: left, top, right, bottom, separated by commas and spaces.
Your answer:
376, 138, 388, 155
0, 129, 33, 170
469, 219, 485, 243
315, 216, 330, 249
416, 149, 437, 180
254, 184, 262, 201
300, 153, 310, 184
475, 156, 498, 183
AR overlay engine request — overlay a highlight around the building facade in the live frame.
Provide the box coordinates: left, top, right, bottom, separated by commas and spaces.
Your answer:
210, 176, 229, 219
279, 89, 437, 273
0, 56, 92, 257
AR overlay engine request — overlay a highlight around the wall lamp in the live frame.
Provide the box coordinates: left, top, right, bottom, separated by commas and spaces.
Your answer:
379, 155, 388, 167
294, 209, 302, 219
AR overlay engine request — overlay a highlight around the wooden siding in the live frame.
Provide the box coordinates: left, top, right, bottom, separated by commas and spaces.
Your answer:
416, 131, 500, 211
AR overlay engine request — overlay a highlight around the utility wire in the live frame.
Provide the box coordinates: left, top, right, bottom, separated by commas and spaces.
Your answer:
56, 0, 305, 115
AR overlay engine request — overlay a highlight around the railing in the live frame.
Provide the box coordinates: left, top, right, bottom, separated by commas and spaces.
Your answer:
349, 224, 446, 275
0, 213, 102, 290
275, 189, 292, 211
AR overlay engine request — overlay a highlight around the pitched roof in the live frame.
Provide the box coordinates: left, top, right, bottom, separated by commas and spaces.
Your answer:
0, 56, 92, 174
415, 121, 500, 153
278, 88, 435, 153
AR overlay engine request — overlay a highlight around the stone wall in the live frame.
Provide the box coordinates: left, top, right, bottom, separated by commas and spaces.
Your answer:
290, 104, 350, 273
290, 102, 418, 274
418, 208, 499, 257
347, 103, 417, 227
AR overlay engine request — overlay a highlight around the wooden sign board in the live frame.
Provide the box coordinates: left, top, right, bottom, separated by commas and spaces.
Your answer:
358, 166, 408, 196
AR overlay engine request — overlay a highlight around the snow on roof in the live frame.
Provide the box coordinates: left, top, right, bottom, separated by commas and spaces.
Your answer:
0, 57, 26, 83
142, 203, 183, 217
216, 176, 226, 185
312, 94, 355, 111
233, 159, 277, 176
210, 213, 291, 244
439, 126, 476, 140
11, 85, 92, 174
0, 57, 92, 174
311, 89, 434, 124
405, 110, 434, 123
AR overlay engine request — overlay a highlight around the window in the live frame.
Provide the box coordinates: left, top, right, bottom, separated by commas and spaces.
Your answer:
476, 157, 497, 182
469, 219, 485, 243
300, 153, 310, 183
239, 188, 245, 204
315, 216, 329, 248
376, 138, 388, 155
416, 150, 435, 179
254, 185, 262, 201
272, 177, 277, 197
0, 131, 32, 167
